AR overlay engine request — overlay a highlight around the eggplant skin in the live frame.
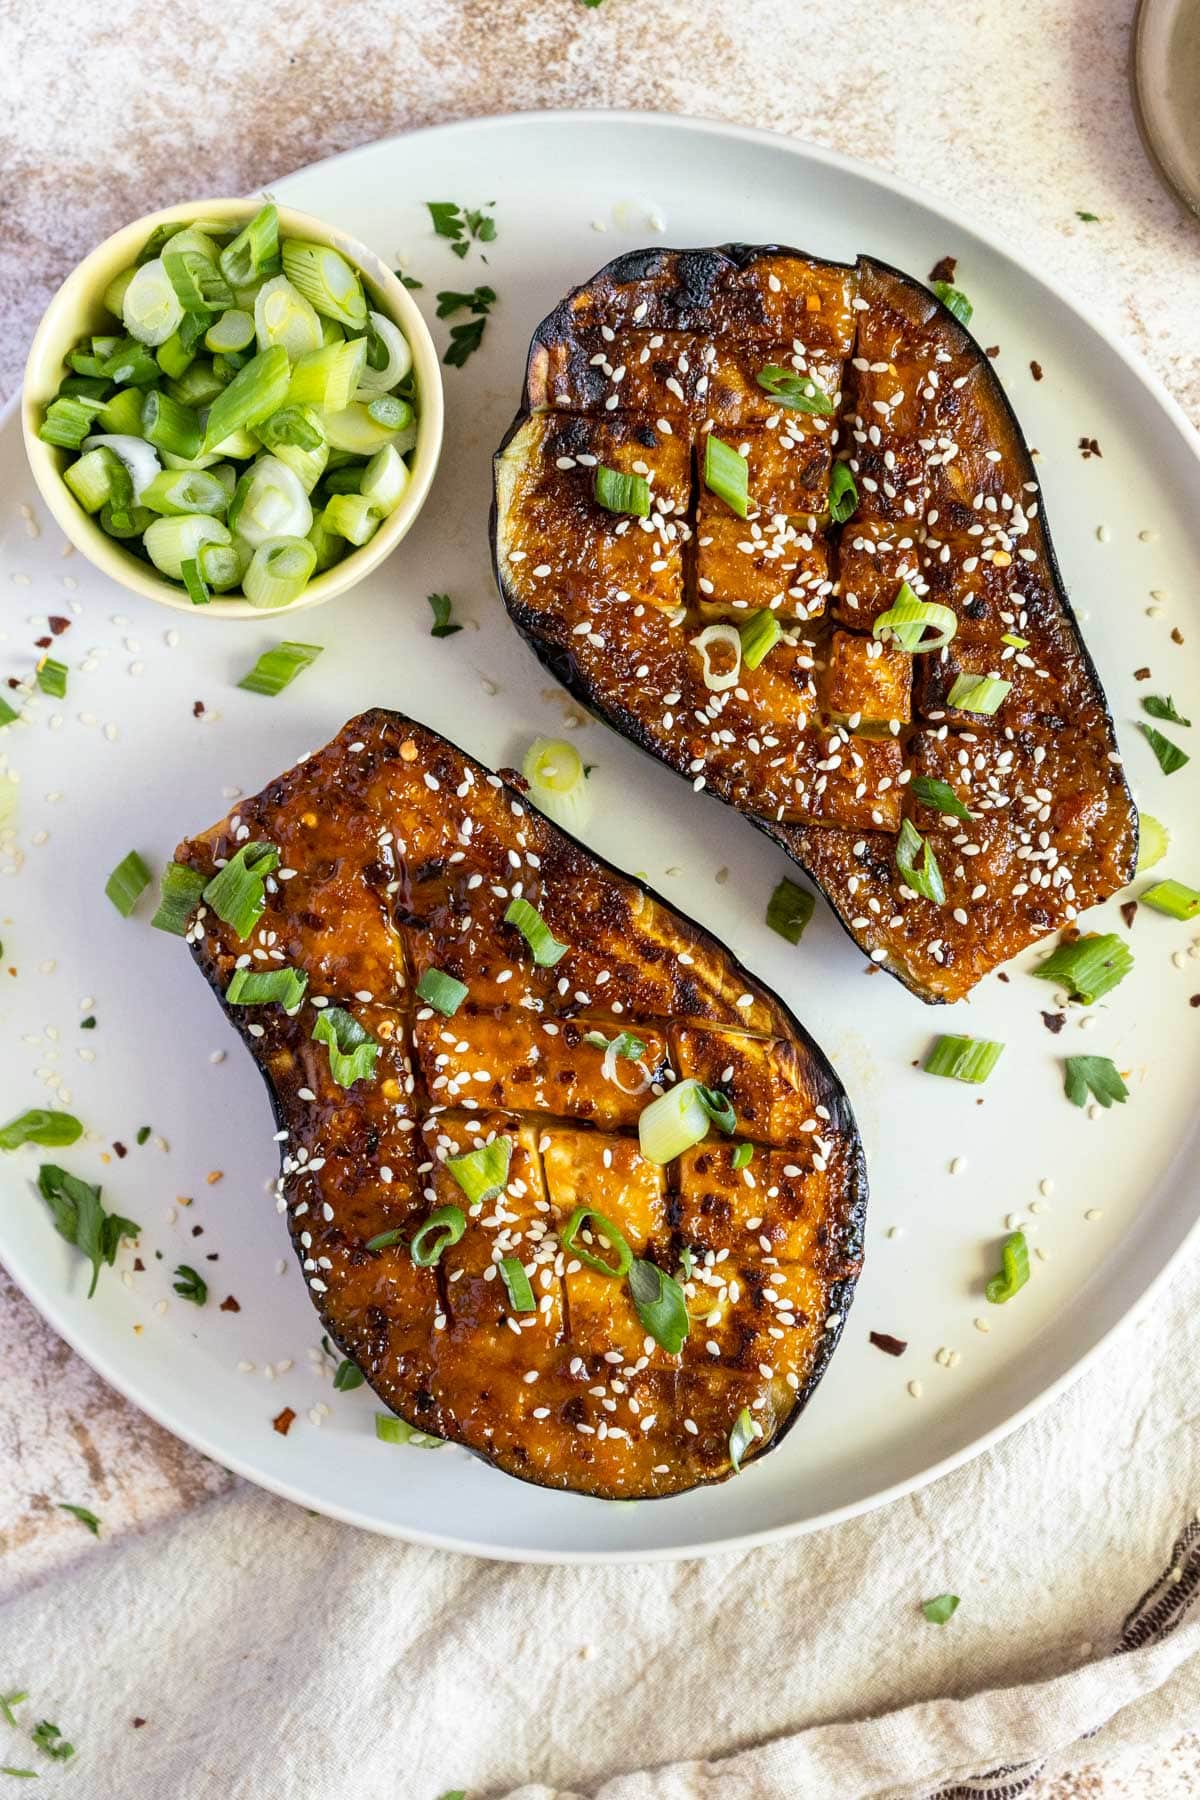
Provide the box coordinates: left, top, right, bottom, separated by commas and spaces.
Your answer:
175, 710, 867, 1501
491, 245, 1138, 1004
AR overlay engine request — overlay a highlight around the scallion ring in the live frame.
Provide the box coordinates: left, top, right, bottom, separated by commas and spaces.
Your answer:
410, 1204, 466, 1267
561, 1206, 632, 1279
691, 623, 742, 692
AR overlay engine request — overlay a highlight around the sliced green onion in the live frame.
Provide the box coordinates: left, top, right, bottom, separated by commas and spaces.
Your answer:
97, 386, 148, 435
638, 1078, 712, 1165
755, 364, 835, 416
323, 402, 406, 456
931, 281, 973, 325
39, 395, 106, 449
122, 258, 184, 345
218, 205, 280, 289
922, 1594, 961, 1625
627, 1258, 689, 1354
360, 444, 409, 518
985, 1230, 1029, 1303
229, 457, 313, 547
81, 432, 160, 503
321, 492, 379, 547
410, 1203, 466, 1267
281, 239, 367, 330
257, 404, 325, 452
243, 537, 318, 610
364, 393, 413, 431
63, 446, 132, 514
946, 673, 1012, 714
202, 840, 279, 938
198, 537, 251, 593
102, 267, 135, 317
307, 512, 346, 572
36, 658, 68, 699
562, 1206, 632, 1278
909, 775, 974, 822
105, 850, 151, 917
375, 1413, 444, 1449
1064, 1054, 1129, 1109
364, 1228, 404, 1252
151, 861, 207, 934
312, 1006, 379, 1088
1135, 814, 1169, 872
144, 513, 231, 581
697, 1085, 736, 1133
287, 337, 367, 412
446, 1136, 512, 1206
504, 896, 568, 966
499, 1257, 536, 1312
163, 248, 233, 314
166, 359, 226, 407
202, 345, 290, 451
594, 465, 650, 518
766, 875, 815, 944
155, 329, 199, 381
692, 622, 742, 692
274, 437, 330, 495
205, 308, 256, 354
728, 1405, 761, 1472
254, 274, 323, 361
896, 817, 945, 904
731, 1141, 754, 1170
828, 460, 858, 524
873, 583, 957, 654
1001, 632, 1029, 650
238, 639, 323, 695
415, 968, 469, 1015
323, 466, 366, 495
521, 736, 591, 834
1032, 933, 1133, 1004
0, 1109, 83, 1152
101, 502, 157, 541
1141, 879, 1200, 920
924, 1034, 1004, 1084
740, 609, 781, 670
0, 694, 20, 727
140, 389, 201, 460
1142, 694, 1191, 727
140, 467, 228, 517
225, 965, 307, 1009
704, 433, 749, 518
1140, 722, 1190, 776
354, 310, 413, 398
582, 1029, 647, 1059
100, 337, 160, 385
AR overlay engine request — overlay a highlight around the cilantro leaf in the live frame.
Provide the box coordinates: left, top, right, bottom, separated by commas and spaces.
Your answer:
36, 1165, 139, 1298
1076, 210, 1100, 222
56, 1503, 100, 1535
172, 1264, 208, 1305
1064, 1055, 1129, 1109
30, 1723, 72, 1763
1140, 722, 1190, 775
426, 593, 462, 639
1142, 694, 1191, 728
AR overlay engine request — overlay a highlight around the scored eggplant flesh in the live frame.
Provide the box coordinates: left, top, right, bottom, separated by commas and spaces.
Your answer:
174, 710, 866, 1500
491, 246, 1138, 1003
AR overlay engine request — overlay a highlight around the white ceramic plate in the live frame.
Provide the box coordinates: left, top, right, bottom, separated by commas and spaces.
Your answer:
3, 111, 1199, 1563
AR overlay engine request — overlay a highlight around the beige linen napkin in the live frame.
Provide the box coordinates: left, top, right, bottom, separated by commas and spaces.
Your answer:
1, 1245, 1197, 1800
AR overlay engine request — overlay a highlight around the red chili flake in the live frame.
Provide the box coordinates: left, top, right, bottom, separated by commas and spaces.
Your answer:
929, 255, 957, 285
191, 1224, 204, 1236
133, 1258, 145, 1273
1078, 436, 1102, 459
1134, 667, 1151, 681
193, 701, 205, 718
870, 1330, 907, 1357
996, 971, 1010, 983
1120, 900, 1138, 929
985, 345, 1000, 359
1041, 1011, 1066, 1034
1172, 627, 1185, 646
220, 1295, 241, 1312
272, 1407, 296, 1436
113, 1141, 127, 1158
1030, 360, 1044, 382
49, 616, 71, 635
34, 636, 52, 649
132, 1719, 146, 1730
1191, 995, 1200, 1008
5, 677, 20, 690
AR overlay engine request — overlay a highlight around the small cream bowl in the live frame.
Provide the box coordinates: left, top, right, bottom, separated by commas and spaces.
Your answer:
22, 197, 444, 618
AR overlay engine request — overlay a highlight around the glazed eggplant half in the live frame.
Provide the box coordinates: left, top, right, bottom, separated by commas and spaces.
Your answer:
492, 246, 1138, 1003
170, 710, 866, 1500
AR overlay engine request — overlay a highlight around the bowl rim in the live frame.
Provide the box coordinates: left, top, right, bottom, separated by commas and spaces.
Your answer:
21, 195, 444, 619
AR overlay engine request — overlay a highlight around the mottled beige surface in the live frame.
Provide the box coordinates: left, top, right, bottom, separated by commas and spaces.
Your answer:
3, 1, 1200, 1794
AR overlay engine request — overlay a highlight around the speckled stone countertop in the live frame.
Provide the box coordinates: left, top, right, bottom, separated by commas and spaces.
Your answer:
2, 2, 1199, 1794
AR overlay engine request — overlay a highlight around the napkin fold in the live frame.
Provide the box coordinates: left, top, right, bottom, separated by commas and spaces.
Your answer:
1, 1251, 1198, 1800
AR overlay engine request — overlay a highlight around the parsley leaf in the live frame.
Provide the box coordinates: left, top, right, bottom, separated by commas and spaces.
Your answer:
426, 593, 462, 639
1143, 694, 1191, 727
435, 285, 496, 319
172, 1264, 208, 1305
922, 1594, 960, 1624
1140, 722, 1190, 775
30, 1723, 72, 1763
36, 1165, 139, 1299
56, 1503, 100, 1535
444, 316, 488, 368
426, 201, 496, 261
426, 202, 464, 244
1076, 210, 1100, 222
393, 269, 423, 291
1064, 1055, 1129, 1109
